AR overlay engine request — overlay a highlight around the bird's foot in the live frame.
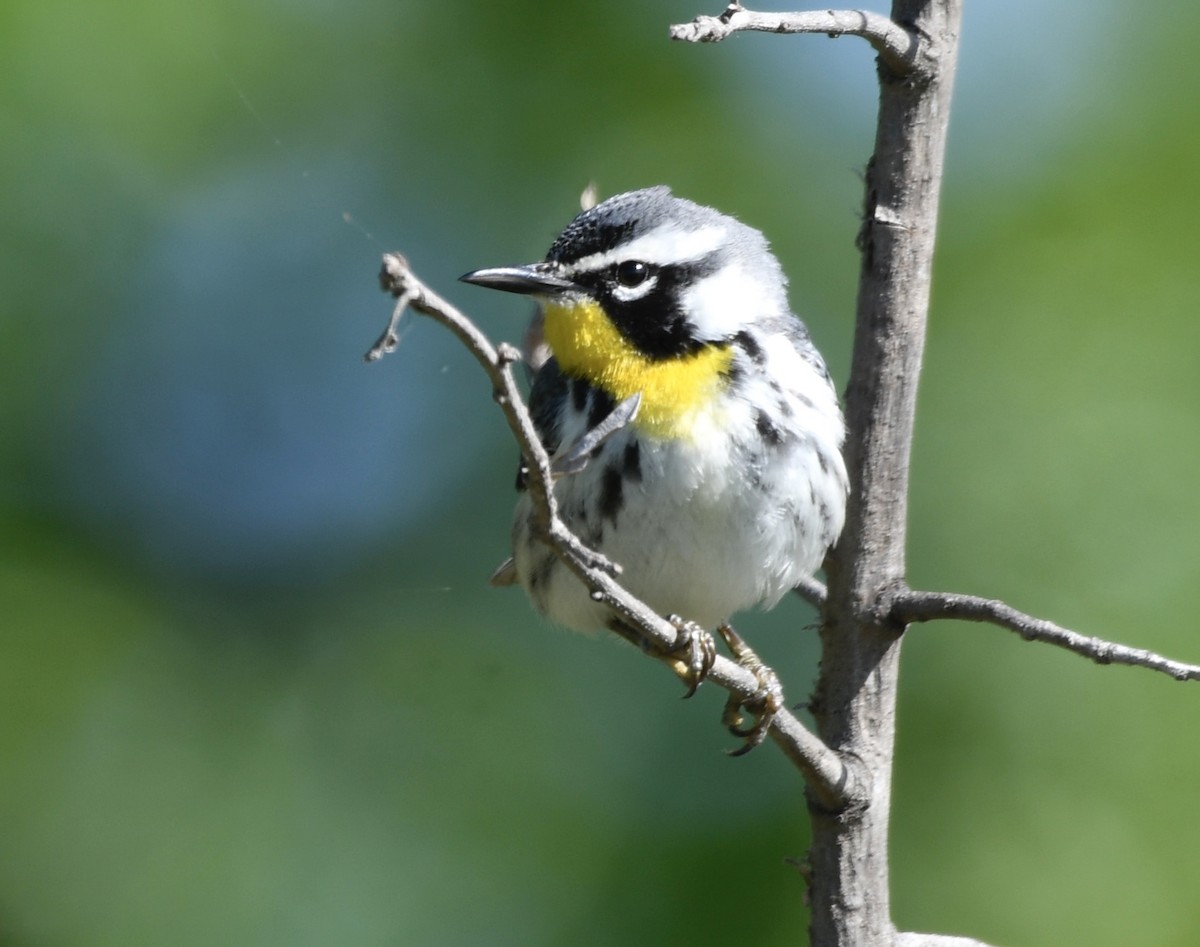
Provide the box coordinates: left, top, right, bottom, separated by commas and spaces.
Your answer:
717, 622, 783, 756
665, 614, 717, 699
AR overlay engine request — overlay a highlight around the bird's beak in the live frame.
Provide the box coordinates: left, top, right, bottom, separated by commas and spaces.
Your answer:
460, 262, 577, 296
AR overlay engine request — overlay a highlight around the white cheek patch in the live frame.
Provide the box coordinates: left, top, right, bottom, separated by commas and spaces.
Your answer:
680, 263, 785, 340
564, 223, 728, 276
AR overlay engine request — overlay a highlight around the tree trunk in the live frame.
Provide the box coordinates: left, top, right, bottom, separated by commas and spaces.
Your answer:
809, 1, 962, 944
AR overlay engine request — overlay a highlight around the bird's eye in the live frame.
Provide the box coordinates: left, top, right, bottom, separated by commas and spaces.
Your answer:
615, 260, 653, 288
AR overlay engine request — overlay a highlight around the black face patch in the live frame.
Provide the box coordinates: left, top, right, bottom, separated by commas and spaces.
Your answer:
543, 188, 734, 361
569, 255, 723, 360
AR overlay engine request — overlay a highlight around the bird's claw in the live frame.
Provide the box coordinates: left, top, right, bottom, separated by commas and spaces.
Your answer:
718, 623, 783, 756
665, 614, 717, 698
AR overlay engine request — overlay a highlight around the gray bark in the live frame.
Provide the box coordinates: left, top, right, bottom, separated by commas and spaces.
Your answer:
812, 2, 963, 944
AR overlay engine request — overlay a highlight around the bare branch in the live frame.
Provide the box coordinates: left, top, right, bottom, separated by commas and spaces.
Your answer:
896, 933, 998, 947
372, 253, 859, 810
895, 588, 1200, 682
669, 3, 918, 76
369, 255, 616, 581
793, 574, 828, 610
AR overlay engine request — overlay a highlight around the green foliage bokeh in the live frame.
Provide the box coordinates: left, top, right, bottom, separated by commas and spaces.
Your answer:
3, 1, 1199, 945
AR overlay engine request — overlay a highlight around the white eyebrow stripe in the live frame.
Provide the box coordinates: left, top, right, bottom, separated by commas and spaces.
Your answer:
562, 223, 727, 276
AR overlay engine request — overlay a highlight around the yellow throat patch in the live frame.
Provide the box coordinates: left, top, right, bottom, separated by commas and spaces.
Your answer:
542, 298, 732, 438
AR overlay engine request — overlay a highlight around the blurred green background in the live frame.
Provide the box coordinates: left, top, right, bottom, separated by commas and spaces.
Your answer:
3, 0, 1199, 944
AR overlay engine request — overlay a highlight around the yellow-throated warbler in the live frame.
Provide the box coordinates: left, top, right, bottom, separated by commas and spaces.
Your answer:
463, 187, 848, 673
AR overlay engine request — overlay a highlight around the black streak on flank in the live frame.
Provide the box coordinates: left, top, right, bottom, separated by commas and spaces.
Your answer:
755, 409, 784, 447
571, 500, 603, 547
735, 330, 765, 365
586, 387, 617, 432
817, 499, 834, 539
570, 377, 589, 413
623, 440, 642, 483
599, 464, 624, 525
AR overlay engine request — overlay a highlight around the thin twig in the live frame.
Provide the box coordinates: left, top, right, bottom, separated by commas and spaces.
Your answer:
793, 574, 828, 610
895, 588, 1200, 682
370, 255, 615, 579
372, 253, 858, 810
669, 3, 918, 77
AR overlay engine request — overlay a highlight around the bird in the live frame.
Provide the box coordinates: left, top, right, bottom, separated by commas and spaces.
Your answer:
461, 186, 848, 725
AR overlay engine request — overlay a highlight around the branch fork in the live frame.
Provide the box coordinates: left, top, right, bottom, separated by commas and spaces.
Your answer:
670, 4, 920, 77
799, 575, 1200, 681
375, 7, 1197, 942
